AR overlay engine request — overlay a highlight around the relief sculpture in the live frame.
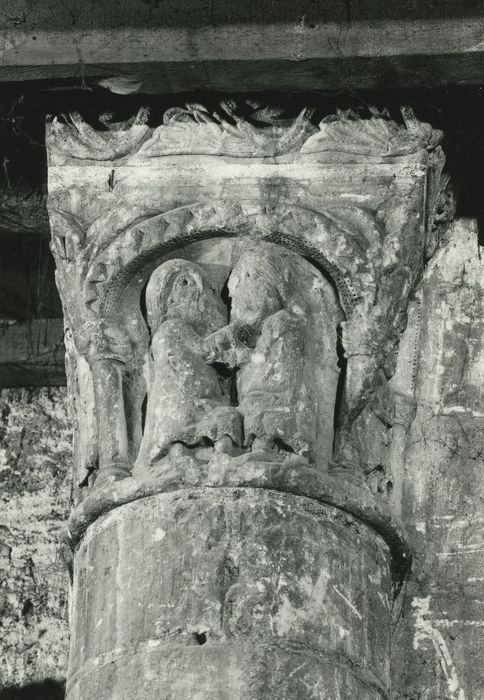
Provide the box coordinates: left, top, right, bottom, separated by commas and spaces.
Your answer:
136, 259, 244, 470
135, 242, 341, 476
45, 102, 450, 700
228, 245, 316, 461
46, 103, 445, 508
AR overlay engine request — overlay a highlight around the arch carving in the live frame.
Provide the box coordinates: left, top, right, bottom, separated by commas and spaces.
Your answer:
47, 103, 445, 563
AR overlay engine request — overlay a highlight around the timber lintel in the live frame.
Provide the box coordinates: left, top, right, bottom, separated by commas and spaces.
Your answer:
0, 17, 483, 91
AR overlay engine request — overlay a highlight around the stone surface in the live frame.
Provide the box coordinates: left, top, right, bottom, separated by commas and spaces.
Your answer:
0, 387, 71, 690
391, 219, 484, 699
45, 104, 448, 698
135, 244, 342, 476
68, 488, 391, 700
46, 104, 445, 489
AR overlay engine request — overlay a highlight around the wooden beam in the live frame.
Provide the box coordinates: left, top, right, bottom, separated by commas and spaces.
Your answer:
0, 16, 483, 91
0, 218, 61, 319
0, 319, 65, 386
2, 0, 480, 30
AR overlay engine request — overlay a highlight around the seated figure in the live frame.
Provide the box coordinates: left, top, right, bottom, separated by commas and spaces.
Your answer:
136, 259, 243, 469
227, 245, 317, 462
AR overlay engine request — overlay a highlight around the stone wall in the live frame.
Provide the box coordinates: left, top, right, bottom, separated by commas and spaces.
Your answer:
0, 388, 71, 695
393, 219, 484, 699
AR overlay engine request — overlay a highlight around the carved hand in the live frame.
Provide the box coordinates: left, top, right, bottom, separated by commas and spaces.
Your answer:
203, 324, 254, 368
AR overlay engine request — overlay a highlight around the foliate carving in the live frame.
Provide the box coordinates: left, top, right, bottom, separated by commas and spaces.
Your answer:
48, 102, 316, 161
47, 102, 446, 565
48, 102, 441, 162
47, 107, 151, 161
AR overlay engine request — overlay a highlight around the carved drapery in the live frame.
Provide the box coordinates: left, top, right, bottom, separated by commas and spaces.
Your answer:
47, 103, 444, 502
134, 246, 342, 473
47, 102, 447, 698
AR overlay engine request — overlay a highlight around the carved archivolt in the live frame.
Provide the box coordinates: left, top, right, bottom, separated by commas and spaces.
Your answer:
48, 103, 446, 568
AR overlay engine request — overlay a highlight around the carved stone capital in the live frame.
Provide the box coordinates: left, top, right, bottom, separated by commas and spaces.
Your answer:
47, 102, 448, 570
47, 101, 454, 700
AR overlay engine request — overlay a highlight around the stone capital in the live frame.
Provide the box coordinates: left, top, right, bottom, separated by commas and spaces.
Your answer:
47, 101, 448, 699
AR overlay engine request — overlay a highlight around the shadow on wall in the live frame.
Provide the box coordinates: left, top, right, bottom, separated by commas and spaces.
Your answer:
0, 680, 65, 700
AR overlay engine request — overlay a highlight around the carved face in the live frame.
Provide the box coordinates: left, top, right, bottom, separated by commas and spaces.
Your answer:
228, 247, 289, 327
146, 259, 227, 334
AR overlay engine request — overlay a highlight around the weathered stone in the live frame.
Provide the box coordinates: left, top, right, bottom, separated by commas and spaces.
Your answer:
391, 219, 484, 699
45, 104, 447, 698
68, 488, 391, 700
46, 103, 445, 488
0, 388, 71, 690
137, 258, 244, 468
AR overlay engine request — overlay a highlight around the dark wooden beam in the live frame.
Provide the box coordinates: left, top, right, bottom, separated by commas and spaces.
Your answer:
2, 0, 481, 30
0, 210, 61, 320
0, 319, 65, 386
0, 12, 483, 91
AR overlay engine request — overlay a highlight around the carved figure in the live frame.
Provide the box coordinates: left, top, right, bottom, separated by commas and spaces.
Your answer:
227, 246, 317, 461
136, 259, 243, 468
47, 106, 445, 498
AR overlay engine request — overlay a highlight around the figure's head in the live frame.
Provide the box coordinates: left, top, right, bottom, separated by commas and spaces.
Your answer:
228, 244, 290, 327
146, 259, 226, 334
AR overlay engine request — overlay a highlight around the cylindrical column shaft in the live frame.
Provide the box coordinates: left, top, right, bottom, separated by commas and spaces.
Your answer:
67, 487, 391, 699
